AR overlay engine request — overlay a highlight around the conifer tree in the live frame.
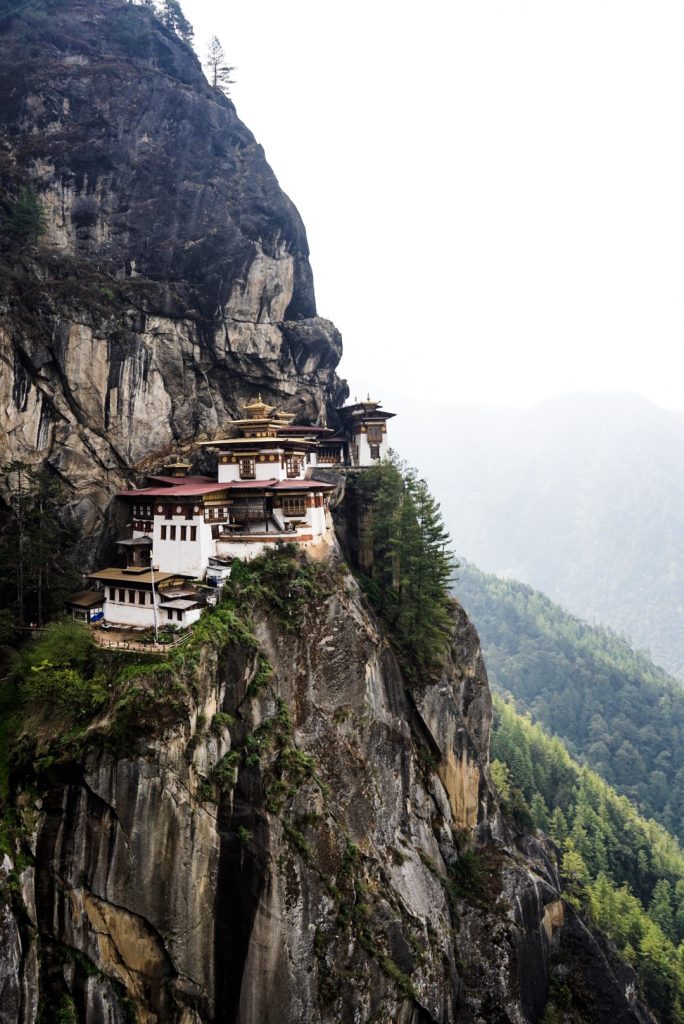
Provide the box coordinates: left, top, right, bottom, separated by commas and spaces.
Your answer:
159, 0, 193, 42
650, 879, 676, 943
4, 186, 45, 244
357, 454, 456, 677
206, 35, 236, 93
0, 462, 78, 626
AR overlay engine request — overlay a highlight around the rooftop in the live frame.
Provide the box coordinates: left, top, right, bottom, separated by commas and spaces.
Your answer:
65, 589, 105, 608
87, 567, 179, 585
119, 479, 230, 499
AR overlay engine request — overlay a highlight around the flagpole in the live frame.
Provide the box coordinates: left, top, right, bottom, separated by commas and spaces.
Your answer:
149, 552, 159, 643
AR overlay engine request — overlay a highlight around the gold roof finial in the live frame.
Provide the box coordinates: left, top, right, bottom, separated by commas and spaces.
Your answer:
242, 394, 274, 419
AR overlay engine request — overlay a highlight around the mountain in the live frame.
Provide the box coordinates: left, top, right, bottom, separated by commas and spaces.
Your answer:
0, 3, 663, 1022
491, 694, 684, 1024
391, 392, 684, 678
455, 560, 684, 843
0, 0, 346, 550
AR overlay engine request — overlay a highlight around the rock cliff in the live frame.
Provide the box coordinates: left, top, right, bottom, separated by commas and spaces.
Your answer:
0, 0, 346, 545
0, 3, 660, 1022
0, 550, 655, 1023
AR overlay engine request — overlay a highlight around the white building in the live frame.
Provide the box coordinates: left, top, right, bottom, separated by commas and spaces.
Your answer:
69, 395, 396, 630
337, 399, 395, 466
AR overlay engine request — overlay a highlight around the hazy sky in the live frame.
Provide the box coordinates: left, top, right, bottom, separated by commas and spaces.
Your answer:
185, 0, 684, 409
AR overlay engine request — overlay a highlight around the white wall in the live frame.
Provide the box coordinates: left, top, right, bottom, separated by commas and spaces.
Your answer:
217, 453, 310, 483
160, 606, 203, 628
103, 597, 157, 628
353, 430, 390, 466
152, 516, 213, 577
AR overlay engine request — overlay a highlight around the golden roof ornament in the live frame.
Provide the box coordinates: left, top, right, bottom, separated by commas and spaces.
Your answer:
242, 394, 274, 419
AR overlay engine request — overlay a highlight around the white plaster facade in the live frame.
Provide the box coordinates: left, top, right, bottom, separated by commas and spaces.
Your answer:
140, 513, 214, 578
217, 449, 311, 485
101, 591, 157, 628
349, 427, 390, 467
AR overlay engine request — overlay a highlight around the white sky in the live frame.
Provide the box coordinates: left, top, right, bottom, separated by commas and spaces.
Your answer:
184, 0, 684, 409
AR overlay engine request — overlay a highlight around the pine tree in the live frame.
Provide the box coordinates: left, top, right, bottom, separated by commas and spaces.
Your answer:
206, 35, 236, 94
650, 879, 676, 943
0, 462, 79, 626
159, 0, 193, 42
4, 186, 46, 244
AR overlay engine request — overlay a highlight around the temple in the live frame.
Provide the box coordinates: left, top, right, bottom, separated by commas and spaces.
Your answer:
66, 396, 395, 632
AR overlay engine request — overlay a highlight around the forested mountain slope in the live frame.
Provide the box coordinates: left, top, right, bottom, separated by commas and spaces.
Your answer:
492, 695, 684, 1024
391, 392, 684, 678
455, 561, 684, 843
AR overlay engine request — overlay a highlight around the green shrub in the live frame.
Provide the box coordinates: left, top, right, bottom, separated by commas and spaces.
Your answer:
3, 186, 46, 244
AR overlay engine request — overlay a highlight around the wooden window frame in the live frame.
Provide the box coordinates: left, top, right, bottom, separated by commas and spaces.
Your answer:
282, 497, 306, 518
239, 457, 256, 480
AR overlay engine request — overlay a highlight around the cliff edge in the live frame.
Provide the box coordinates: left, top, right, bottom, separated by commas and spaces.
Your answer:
0, 0, 346, 545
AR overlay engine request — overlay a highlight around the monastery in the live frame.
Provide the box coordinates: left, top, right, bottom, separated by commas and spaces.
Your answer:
66, 397, 395, 633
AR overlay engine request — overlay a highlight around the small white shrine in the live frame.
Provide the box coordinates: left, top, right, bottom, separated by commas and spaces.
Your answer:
337, 398, 395, 466
66, 394, 395, 630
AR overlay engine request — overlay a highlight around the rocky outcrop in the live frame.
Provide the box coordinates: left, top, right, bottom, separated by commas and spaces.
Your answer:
0, 564, 655, 1023
0, 0, 346, 546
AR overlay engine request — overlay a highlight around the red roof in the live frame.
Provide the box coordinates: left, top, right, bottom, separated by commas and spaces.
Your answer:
119, 480, 232, 498
146, 474, 215, 486
270, 479, 335, 490
224, 478, 278, 489
278, 425, 332, 434
118, 477, 336, 500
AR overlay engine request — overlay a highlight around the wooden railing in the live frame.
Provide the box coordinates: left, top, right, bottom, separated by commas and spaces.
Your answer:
90, 630, 192, 653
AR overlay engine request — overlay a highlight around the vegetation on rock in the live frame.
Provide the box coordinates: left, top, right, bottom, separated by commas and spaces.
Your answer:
493, 695, 684, 1022
346, 457, 455, 679
457, 560, 684, 843
0, 461, 80, 627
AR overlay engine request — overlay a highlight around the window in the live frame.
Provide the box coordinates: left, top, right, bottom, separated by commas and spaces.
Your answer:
190, 526, 197, 542
161, 525, 167, 540
205, 506, 228, 523
138, 591, 146, 605
285, 456, 301, 479
118, 589, 125, 602
176, 610, 183, 621
170, 525, 176, 541
166, 609, 173, 620
370, 444, 380, 460
367, 424, 383, 443
181, 526, 187, 541
109, 587, 116, 600
239, 457, 256, 479
185, 506, 194, 520
165, 506, 173, 520
128, 590, 135, 603
282, 497, 306, 517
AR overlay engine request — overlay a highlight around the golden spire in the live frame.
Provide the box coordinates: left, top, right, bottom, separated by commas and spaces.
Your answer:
242, 394, 274, 419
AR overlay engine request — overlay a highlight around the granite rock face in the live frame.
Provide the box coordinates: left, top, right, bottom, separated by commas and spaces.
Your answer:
0, 0, 346, 545
1, 568, 656, 1023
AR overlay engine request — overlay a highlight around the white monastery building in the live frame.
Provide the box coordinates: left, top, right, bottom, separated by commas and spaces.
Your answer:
66, 396, 395, 630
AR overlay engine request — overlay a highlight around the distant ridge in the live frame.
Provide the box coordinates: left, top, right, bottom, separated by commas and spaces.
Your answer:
391, 391, 684, 678
455, 560, 684, 843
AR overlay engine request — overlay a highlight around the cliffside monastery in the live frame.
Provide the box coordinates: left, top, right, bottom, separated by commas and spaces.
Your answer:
66, 397, 395, 633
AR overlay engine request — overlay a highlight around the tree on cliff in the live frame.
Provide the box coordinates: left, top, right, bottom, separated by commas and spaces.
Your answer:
159, 0, 193, 42
0, 462, 78, 626
351, 457, 455, 677
205, 36, 235, 93
2, 186, 45, 246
